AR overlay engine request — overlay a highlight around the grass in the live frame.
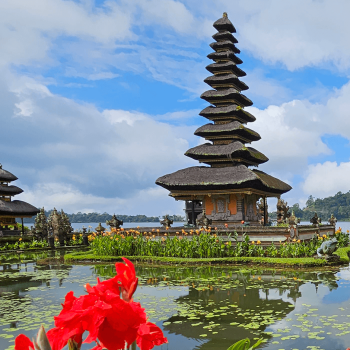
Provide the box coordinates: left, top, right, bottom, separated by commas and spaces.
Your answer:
64, 248, 350, 267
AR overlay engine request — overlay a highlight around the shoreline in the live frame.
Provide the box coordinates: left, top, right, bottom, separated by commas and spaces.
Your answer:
63, 247, 350, 267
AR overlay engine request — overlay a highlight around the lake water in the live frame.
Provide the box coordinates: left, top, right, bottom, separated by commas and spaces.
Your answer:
24, 222, 185, 231
25, 221, 350, 233
1, 251, 350, 350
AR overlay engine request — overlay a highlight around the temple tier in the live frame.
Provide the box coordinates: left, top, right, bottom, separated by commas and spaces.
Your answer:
0, 165, 39, 231
156, 13, 291, 226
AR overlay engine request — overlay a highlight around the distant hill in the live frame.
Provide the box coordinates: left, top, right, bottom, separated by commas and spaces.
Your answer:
269, 191, 350, 222
18, 211, 185, 224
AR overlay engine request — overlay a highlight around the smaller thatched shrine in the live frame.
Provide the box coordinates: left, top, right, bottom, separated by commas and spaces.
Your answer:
0, 164, 39, 234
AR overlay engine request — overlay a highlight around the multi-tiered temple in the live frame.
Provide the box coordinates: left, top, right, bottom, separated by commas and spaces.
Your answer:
156, 13, 291, 226
0, 164, 39, 233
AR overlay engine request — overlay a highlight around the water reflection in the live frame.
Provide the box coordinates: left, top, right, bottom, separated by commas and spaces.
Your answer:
0, 255, 349, 350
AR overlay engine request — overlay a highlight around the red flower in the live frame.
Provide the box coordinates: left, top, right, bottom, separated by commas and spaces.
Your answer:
16, 258, 167, 350
115, 257, 138, 301
137, 322, 168, 350
15, 334, 34, 350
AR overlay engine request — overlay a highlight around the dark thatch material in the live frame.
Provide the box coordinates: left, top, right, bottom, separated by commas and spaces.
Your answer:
156, 165, 292, 194
212, 31, 238, 43
0, 200, 39, 216
210, 41, 240, 54
185, 141, 268, 165
0, 185, 23, 196
213, 15, 236, 33
194, 122, 260, 141
204, 74, 248, 91
207, 51, 243, 64
0, 168, 18, 182
206, 61, 246, 77
199, 105, 255, 123
201, 88, 253, 107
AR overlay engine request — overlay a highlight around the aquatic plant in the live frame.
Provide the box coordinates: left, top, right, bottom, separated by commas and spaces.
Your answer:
88, 228, 348, 259
13, 258, 167, 350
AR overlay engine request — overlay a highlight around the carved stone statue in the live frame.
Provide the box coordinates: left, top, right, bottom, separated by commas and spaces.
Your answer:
106, 214, 123, 230
60, 209, 73, 241
310, 212, 321, 227
34, 207, 48, 239
276, 199, 290, 224
95, 222, 106, 234
288, 210, 300, 226
160, 215, 173, 228
196, 210, 212, 229
47, 208, 65, 246
317, 238, 338, 257
258, 198, 268, 225
328, 214, 337, 226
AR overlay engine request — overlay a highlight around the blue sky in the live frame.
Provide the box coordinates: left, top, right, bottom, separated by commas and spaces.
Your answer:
2, 0, 350, 215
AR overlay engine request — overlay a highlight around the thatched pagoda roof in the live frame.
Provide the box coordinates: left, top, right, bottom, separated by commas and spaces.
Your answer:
199, 105, 255, 123
0, 200, 39, 217
194, 121, 260, 142
206, 61, 246, 76
210, 40, 240, 53
201, 88, 253, 107
204, 74, 248, 91
0, 185, 23, 196
156, 165, 292, 194
0, 168, 18, 182
207, 50, 243, 64
213, 13, 236, 32
155, 13, 292, 200
185, 141, 268, 166
212, 31, 238, 43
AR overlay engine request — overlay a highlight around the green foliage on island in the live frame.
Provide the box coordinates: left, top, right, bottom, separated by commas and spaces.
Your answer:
19, 211, 185, 224
269, 191, 350, 222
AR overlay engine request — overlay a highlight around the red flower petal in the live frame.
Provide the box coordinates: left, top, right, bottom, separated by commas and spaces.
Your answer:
115, 258, 138, 301
14, 334, 34, 350
136, 322, 168, 350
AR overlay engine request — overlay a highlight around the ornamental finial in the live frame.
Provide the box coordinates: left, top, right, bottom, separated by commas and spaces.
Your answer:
223, 12, 227, 18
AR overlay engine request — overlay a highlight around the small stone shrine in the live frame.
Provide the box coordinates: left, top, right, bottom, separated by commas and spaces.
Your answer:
0, 164, 39, 235
156, 13, 292, 227
106, 214, 123, 230
160, 215, 173, 228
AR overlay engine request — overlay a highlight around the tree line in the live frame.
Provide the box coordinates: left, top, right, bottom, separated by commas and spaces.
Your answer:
19, 211, 185, 224
269, 191, 350, 222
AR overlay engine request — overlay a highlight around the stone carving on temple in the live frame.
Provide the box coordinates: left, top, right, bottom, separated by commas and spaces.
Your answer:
106, 214, 123, 230
328, 214, 337, 226
160, 215, 173, 228
33, 207, 48, 239
288, 210, 300, 226
47, 208, 65, 246
310, 212, 321, 227
276, 199, 290, 224
288, 210, 300, 240
61, 209, 73, 240
196, 210, 213, 229
257, 198, 268, 225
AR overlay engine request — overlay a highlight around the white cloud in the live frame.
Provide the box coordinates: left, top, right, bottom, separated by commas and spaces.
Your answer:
16, 182, 183, 216
206, 0, 350, 72
302, 161, 350, 198
0, 70, 197, 215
